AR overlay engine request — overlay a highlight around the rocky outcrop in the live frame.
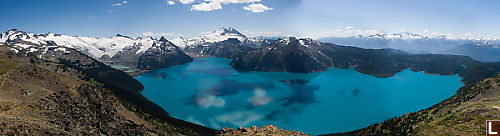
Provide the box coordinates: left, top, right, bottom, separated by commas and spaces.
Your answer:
183, 38, 256, 58
218, 125, 310, 136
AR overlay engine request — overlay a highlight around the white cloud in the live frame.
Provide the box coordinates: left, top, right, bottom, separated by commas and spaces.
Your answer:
191, 2, 222, 11
216, 111, 263, 126
209, 119, 221, 129
248, 88, 272, 106
243, 3, 272, 13
142, 32, 181, 38
179, 0, 195, 4
205, 0, 261, 4
111, 3, 122, 6
346, 26, 353, 31
424, 29, 429, 32
312, 26, 385, 38
242, 30, 282, 37
193, 94, 226, 108
190, 0, 263, 12
167, 0, 175, 5
187, 117, 205, 126
111, 1, 128, 6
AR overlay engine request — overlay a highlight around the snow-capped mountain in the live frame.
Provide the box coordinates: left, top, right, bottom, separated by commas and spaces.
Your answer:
199, 27, 247, 43
171, 27, 272, 49
0, 27, 274, 65
354, 32, 429, 40
318, 32, 500, 62
177, 27, 275, 58
169, 27, 247, 48
1, 29, 151, 59
0, 29, 192, 70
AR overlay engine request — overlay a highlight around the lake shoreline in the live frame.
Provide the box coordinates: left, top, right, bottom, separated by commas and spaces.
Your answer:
135, 57, 464, 135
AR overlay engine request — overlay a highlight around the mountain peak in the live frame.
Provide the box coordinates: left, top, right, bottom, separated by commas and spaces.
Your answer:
159, 36, 169, 43
194, 27, 247, 43
225, 38, 241, 44
115, 34, 132, 39
213, 27, 246, 38
5, 29, 25, 35
7, 28, 19, 32
276, 37, 299, 45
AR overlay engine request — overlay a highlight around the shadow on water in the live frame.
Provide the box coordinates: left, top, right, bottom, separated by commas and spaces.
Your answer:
263, 80, 321, 121
352, 88, 360, 97
280, 80, 320, 106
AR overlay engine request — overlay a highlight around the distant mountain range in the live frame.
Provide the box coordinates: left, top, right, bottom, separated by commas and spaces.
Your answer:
318, 32, 500, 62
0, 28, 276, 72
170, 27, 275, 58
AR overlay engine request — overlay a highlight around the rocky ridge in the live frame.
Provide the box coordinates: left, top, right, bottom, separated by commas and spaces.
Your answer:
0, 42, 216, 135
218, 125, 310, 136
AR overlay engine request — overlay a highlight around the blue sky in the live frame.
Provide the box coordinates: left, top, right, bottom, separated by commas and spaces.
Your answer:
1, 0, 499, 39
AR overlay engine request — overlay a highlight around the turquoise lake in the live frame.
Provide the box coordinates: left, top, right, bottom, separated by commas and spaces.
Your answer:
135, 57, 464, 135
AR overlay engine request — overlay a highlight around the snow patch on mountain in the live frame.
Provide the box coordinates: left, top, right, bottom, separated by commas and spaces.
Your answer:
0, 29, 177, 59
170, 37, 188, 48
173, 27, 248, 48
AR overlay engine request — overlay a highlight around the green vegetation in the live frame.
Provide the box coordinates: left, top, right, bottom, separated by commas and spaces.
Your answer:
89, 78, 104, 87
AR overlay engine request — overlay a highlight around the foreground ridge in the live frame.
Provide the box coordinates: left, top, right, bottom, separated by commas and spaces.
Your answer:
218, 125, 310, 136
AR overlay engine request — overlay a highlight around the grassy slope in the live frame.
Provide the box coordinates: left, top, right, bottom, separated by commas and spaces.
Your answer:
413, 77, 500, 135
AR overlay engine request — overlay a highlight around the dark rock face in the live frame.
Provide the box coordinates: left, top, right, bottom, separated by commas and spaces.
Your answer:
137, 37, 193, 70
231, 37, 332, 73
231, 37, 480, 77
103, 43, 143, 69
183, 38, 256, 58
